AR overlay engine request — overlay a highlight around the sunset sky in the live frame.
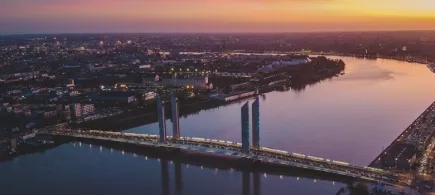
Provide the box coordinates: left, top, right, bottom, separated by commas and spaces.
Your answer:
1, 0, 434, 34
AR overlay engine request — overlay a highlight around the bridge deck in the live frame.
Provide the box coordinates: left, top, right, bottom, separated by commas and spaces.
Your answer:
38, 129, 411, 187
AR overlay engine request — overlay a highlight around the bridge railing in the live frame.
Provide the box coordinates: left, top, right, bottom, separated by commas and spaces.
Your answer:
255, 146, 390, 175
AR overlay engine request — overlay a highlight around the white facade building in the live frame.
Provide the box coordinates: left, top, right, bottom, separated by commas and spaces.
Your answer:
81, 104, 95, 116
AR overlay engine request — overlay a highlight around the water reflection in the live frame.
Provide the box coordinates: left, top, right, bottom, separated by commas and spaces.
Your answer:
160, 158, 170, 195
0, 142, 380, 195
77, 142, 352, 194
242, 171, 250, 195
175, 161, 183, 195
254, 172, 261, 195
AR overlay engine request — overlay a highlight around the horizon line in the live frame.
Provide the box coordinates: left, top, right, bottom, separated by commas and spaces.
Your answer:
1, 29, 435, 36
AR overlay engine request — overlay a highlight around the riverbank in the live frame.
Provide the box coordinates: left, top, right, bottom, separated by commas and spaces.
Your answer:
0, 136, 59, 162
369, 101, 435, 169
73, 56, 344, 131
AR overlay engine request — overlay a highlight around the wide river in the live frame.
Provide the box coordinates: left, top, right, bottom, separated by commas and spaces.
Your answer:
2, 56, 435, 195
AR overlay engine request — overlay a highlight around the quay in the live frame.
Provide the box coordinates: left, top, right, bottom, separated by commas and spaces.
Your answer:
369, 101, 435, 169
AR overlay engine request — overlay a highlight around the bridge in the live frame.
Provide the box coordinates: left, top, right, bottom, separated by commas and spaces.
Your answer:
39, 94, 412, 187
39, 128, 410, 187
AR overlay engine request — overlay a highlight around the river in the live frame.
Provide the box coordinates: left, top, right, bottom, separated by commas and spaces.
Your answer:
2, 56, 435, 195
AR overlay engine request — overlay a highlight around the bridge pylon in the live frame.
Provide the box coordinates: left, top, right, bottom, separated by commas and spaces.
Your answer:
252, 97, 260, 148
241, 102, 250, 154
170, 91, 181, 140
157, 95, 167, 143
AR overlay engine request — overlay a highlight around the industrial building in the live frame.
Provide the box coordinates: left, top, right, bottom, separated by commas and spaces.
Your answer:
143, 75, 210, 89
210, 91, 257, 102
258, 56, 311, 73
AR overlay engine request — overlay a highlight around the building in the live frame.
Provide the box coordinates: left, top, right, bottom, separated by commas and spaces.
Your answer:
143, 91, 157, 101
144, 75, 209, 89
157, 95, 167, 143
40, 110, 57, 119
70, 103, 95, 119
81, 104, 95, 116
258, 56, 311, 73
241, 102, 250, 154
10, 138, 17, 150
252, 97, 260, 148
210, 91, 257, 102
70, 103, 82, 119
66, 79, 75, 88
137, 64, 151, 70
92, 92, 137, 104
171, 92, 180, 139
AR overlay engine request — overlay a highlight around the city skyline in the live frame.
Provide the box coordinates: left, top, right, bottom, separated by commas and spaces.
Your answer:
1, 0, 435, 34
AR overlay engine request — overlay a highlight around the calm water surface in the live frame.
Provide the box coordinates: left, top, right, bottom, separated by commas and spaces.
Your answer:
2, 57, 435, 195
